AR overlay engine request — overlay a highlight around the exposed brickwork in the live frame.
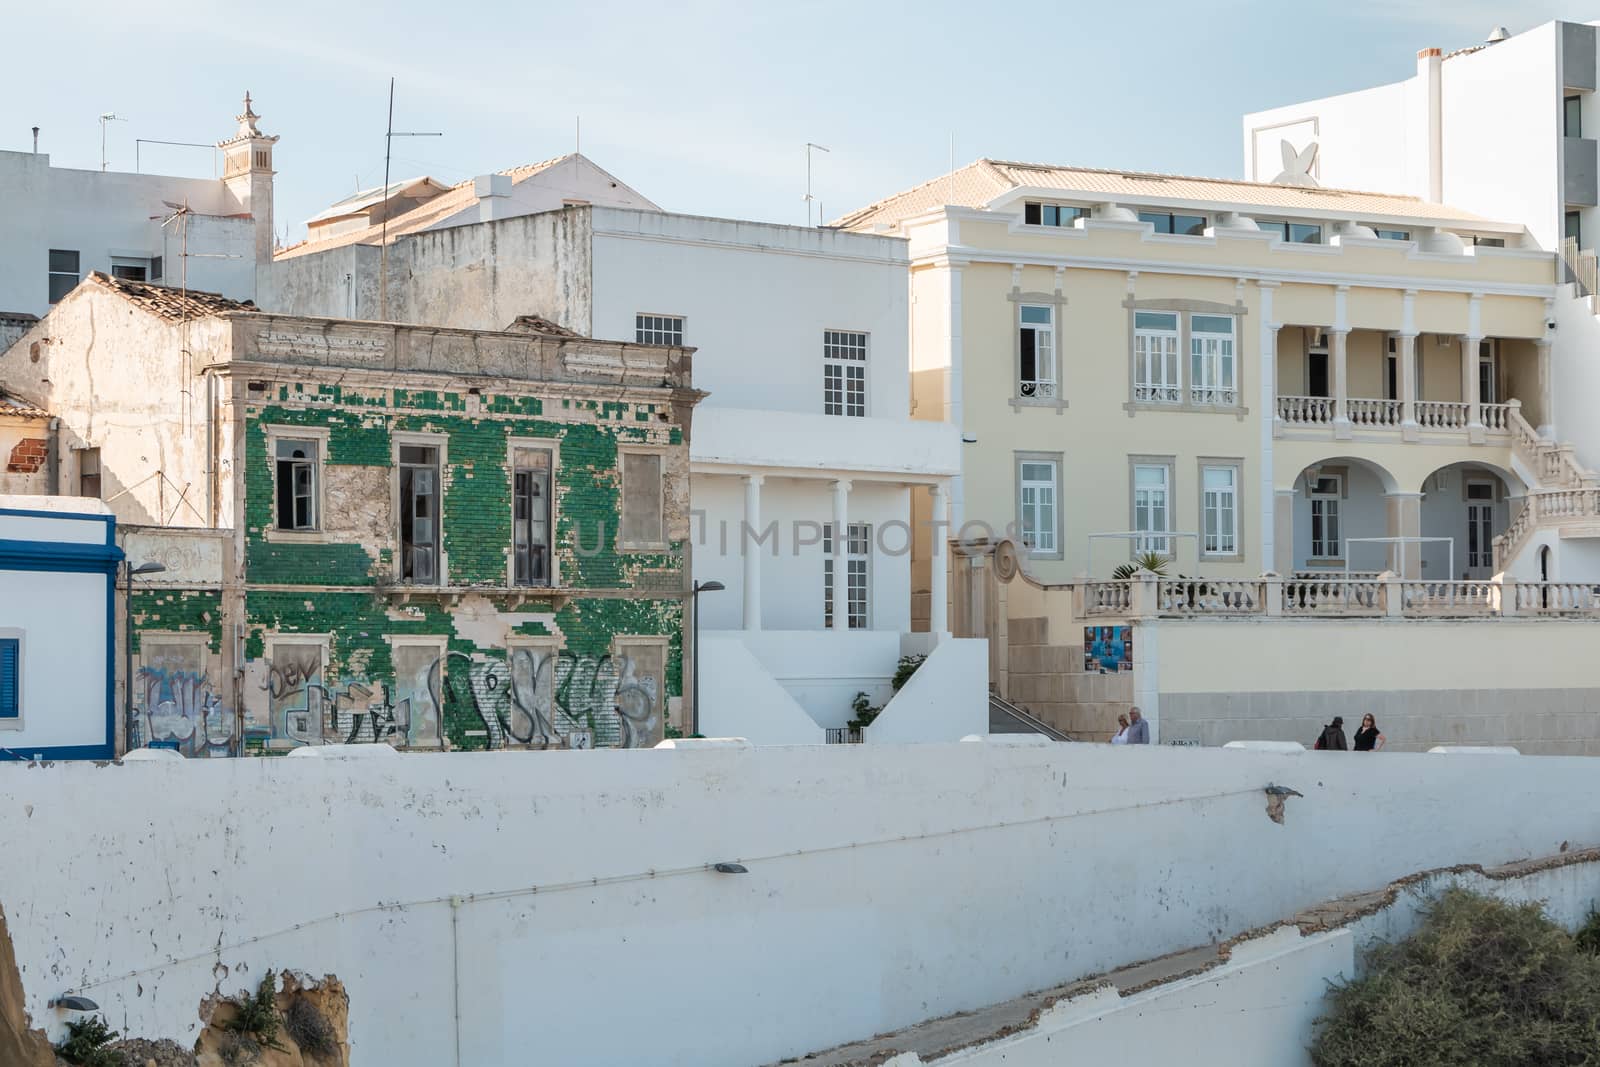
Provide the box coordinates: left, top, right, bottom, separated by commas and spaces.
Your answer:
4, 438, 46, 474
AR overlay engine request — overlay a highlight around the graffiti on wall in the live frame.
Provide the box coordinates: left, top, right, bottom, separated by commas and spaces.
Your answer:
246, 647, 661, 752
133, 642, 233, 757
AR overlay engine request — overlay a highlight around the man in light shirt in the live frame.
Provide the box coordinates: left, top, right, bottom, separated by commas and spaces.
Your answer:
1125, 706, 1150, 744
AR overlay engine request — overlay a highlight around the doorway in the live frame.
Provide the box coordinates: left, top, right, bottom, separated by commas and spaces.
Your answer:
1477, 340, 1498, 406
1465, 480, 1495, 579
1307, 332, 1330, 397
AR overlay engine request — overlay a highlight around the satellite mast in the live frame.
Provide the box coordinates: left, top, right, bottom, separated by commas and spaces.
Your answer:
99, 112, 127, 171
378, 78, 443, 320
804, 142, 830, 227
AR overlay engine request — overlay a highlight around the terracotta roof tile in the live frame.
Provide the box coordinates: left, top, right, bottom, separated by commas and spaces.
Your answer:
833, 158, 1507, 232
0, 387, 48, 419
86, 272, 256, 320
505, 314, 586, 338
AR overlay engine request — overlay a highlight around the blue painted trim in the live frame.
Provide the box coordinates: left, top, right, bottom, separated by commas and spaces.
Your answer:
0, 507, 117, 542
0, 538, 125, 574
0, 743, 114, 762
104, 533, 116, 759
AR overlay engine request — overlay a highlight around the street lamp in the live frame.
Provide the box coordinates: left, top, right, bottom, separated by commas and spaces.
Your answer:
123, 561, 166, 753
691, 580, 725, 736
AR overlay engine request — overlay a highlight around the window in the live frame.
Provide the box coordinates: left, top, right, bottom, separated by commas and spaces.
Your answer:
1309, 475, 1342, 559
110, 257, 148, 282
0, 637, 18, 723
1566, 211, 1582, 247
1018, 305, 1056, 398
1567, 95, 1583, 138
512, 447, 552, 586
150, 256, 164, 281
399, 444, 441, 583
274, 439, 318, 531
1201, 466, 1237, 557
1473, 235, 1506, 249
78, 448, 101, 499
1260, 220, 1323, 244
620, 451, 665, 548
1024, 202, 1088, 227
48, 249, 79, 303
1133, 312, 1180, 403
823, 330, 867, 417
1133, 464, 1171, 556
1384, 337, 1399, 401
1467, 480, 1495, 571
1018, 459, 1058, 556
1189, 315, 1236, 405
635, 314, 684, 346
1139, 211, 1207, 236
1307, 331, 1330, 397
1479, 339, 1498, 405
1371, 228, 1411, 241
823, 522, 870, 629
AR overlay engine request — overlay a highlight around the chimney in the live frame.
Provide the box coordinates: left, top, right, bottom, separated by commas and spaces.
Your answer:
474, 173, 513, 223
31, 126, 38, 154
1418, 48, 1443, 201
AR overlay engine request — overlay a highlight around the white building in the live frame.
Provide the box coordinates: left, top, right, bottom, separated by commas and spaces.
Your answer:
0, 95, 274, 322
1244, 19, 1600, 580
0, 495, 121, 760
265, 167, 965, 737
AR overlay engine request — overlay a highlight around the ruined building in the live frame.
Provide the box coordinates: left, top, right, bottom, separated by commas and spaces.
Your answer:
0, 273, 700, 754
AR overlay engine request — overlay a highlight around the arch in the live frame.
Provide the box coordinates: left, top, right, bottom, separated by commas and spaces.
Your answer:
1417, 461, 1521, 580
1287, 455, 1400, 495
1413, 458, 1528, 498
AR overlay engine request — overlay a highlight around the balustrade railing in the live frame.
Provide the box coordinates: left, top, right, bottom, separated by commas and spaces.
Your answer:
1281, 577, 1381, 614
1399, 580, 1497, 615
1415, 400, 1471, 430
1478, 402, 1510, 431
1083, 581, 1133, 615
1277, 395, 1332, 425
1156, 579, 1259, 614
1347, 398, 1401, 427
1515, 582, 1600, 613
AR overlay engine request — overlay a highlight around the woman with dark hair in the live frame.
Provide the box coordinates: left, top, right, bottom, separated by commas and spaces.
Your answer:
1353, 714, 1385, 751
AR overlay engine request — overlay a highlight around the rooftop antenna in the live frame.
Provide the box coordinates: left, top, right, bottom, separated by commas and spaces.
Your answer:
151, 200, 240, 444
804, 142, 830, 227
99, 112, 126, 171
576, 115, 581, 155
378, 77, 443, 320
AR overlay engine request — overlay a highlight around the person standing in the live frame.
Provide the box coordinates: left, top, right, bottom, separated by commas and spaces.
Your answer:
1315, 716, 1348, 751
1353, 714, 1385, 751
1110, 714, 1130, 744
1125, 707, 1150, 744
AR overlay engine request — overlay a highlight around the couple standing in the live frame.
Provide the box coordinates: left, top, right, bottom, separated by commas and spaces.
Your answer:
1315, 715, 1386, 751
1110, 707, 1149, 745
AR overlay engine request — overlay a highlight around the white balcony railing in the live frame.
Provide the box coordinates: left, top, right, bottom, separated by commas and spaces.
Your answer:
1415, 400, 1471, 430
1277, 395, 1333, 425
1347, 398, 1401, 427
1134, 384, 1181, 404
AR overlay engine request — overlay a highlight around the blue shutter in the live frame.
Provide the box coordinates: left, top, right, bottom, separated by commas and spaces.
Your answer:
0, 639, 17, 720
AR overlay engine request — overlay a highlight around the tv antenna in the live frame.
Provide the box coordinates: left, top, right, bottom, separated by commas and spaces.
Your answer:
804, 142, 829, 227
99, 112, 127, 171
150, 200, 241, 444
379, 77, 443, 320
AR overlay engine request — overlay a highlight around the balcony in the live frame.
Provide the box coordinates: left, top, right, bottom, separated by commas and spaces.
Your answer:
1276, 397, 1514, 436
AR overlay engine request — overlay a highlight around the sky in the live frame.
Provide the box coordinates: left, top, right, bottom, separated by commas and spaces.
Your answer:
4, 0, 1597, 243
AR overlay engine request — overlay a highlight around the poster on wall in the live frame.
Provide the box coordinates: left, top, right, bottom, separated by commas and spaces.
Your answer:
1084, 626, 1133, 674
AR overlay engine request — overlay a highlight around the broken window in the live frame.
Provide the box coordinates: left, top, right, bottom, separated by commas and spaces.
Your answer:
512, 447, 552, 586
78, 447, 101, 499
110, 257, 149, 282
620, 452, 665, 548
399, 444, 441, 583
274, 438, 318, 531
48, 249, 79, 304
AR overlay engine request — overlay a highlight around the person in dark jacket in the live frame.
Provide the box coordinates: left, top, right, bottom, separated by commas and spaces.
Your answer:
1316, 716, 1348, 751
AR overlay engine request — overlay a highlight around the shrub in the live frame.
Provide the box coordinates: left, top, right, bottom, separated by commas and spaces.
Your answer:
891, 654, 925, 692
1311, 887, 1600, 1066
284, 996, 338, 1055
225, 972, 286, 1052
1576, 907, 1600, 956
847, 691, 879, 730
55, 1015, 119, 1067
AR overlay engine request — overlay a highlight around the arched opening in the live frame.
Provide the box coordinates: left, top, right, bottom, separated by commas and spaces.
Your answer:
1287, 457, 1399, 576
1418, 462, 1524, 580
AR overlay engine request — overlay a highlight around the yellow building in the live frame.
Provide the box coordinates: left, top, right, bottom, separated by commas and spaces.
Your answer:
837, 160, 1572, 588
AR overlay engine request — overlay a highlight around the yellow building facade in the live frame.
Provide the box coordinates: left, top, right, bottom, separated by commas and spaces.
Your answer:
841, 161, 1568, 587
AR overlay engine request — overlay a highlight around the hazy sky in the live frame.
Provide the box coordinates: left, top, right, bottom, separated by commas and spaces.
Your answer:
5, 0, 1594, 242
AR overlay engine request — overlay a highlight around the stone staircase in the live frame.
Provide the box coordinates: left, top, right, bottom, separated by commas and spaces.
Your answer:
1004, 616, 1131, 740
1494, 407, 1600, 569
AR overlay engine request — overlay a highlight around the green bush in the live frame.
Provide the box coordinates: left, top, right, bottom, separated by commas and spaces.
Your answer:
890, 654, 925, 692
283, 996, 337, 1055
1311, 888, 1600, 1066
1576, 907, 1600, 956
847, 691, 879, 730
225, 972, 286, 1052
55, 1015, 119, 1067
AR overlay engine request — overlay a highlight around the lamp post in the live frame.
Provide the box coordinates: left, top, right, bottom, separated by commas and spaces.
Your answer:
123, 561, 166, 753
690, 580, 724, 736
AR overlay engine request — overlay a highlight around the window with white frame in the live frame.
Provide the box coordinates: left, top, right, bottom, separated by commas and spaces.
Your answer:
823, 330, 867, 417
399, 443, 441, 583
0, 634, 19, 725
274, 438, 319, 531
1019, 305, 1056, 398
1134, 311, 1180, 403
1189, 315, 1236, 405
1466, 480, 1495, 570
48, 250, 79, 304
1133, 464, 1171, 556
1201, 466, 1237, 557
823, 522, 870, 629
635, 314, 684, 346
1309, 474, 1342, 559
512, 446, 553, 586
1024, 202, 1089, 227
1018, 459, 1058, 555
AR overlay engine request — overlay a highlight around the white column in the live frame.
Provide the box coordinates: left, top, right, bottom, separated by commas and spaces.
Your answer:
929, 482, 950, 637
946, 261, 967, 532
831, 479, 851, 631
1331, 327, 1352, 439
742, 474, 762, 631
1537, 338, 1555, 440
1258, 281, 1278, 574
1399, 332, 1419, 441
1462, 334, 1484, 441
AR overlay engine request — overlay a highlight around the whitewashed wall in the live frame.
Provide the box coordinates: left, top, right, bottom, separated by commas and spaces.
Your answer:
3, 744, 1599, 1066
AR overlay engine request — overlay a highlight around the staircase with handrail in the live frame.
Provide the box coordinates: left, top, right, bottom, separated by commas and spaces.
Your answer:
1495, 405, 1600, 569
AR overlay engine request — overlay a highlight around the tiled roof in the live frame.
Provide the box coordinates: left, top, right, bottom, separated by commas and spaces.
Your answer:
86, 272, 256, 320
276, 155, 574, 260
0, 387, 48, 418
832, 159, 1503, 232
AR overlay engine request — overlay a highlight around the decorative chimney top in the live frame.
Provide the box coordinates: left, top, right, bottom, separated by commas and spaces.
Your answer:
236, 92, 262, 138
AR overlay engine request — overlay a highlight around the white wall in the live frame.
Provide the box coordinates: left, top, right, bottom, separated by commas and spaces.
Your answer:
1552, 287, 1600, 475
716, 628, 904, 727
590, 209, 909, 416
0, 497, 115, 759
5, 744, 1599, 1066
863, 638, 988, 743
697, 634, 825, 743
0, 151, 256, 317
1244, 80, 1419, 195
